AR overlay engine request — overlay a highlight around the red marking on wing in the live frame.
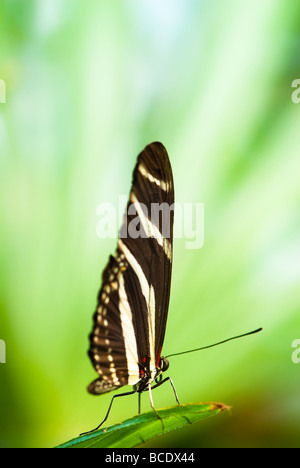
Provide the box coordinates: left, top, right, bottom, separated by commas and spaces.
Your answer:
156, 347, 162, 368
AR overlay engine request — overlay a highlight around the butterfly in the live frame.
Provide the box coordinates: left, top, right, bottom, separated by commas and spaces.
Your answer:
84, 142, 262, 434
85, 142, 178, 431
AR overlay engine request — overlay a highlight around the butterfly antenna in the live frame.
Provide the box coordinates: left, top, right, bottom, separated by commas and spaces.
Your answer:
165, 327, 263, 359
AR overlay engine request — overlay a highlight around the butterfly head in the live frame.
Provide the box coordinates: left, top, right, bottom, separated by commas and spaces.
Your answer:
159, 356, 169, 372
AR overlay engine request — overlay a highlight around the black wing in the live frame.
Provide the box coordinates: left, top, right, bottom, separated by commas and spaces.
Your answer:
87, 142, 174, 394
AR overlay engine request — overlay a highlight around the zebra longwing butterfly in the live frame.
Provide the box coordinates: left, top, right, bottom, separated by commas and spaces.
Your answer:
86, 142, 177, 431
84, 142, 262, 433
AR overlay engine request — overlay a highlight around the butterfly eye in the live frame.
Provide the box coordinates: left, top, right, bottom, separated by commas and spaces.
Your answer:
160, 357, 169, 372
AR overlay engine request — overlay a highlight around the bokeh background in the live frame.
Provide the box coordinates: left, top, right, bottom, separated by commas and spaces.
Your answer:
1, 0, 300, 448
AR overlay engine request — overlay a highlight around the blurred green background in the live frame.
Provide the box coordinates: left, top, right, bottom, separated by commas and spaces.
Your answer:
1, 0, 300, 448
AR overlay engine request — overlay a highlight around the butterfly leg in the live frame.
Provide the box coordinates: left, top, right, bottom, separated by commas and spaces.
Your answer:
148, 383, 164, 431
138, 391, 142, 414
80, 389, 137, 436
151, 378, 192, 425
151, 376, 180, 405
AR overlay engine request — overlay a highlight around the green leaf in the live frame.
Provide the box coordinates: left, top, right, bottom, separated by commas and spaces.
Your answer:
56, 402, 229, 448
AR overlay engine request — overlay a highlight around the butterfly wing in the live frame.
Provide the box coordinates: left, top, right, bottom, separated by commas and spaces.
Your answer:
87, 142, 174, 394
